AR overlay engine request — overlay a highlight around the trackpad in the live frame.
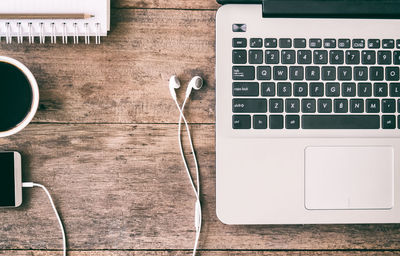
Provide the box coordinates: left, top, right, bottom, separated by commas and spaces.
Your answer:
305, 146, 394, 210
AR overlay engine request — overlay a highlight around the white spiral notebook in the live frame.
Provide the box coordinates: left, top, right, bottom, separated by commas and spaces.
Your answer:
0, 0, 110, 44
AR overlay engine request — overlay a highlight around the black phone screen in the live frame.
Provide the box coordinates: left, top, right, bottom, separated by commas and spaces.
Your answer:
0, 152, 15, 206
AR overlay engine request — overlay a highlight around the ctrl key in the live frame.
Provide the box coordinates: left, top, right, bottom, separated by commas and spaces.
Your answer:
233, 115, 251, 129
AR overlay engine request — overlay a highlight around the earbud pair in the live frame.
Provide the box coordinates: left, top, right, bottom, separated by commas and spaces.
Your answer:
169, 75, 203, 100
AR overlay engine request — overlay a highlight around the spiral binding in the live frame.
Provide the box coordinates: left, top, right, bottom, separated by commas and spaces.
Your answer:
1, 21, 103, 44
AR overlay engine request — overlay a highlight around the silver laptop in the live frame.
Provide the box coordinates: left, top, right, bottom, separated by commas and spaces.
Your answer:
216, 0, 400, 224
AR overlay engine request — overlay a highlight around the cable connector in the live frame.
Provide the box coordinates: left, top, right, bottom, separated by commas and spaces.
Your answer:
22, 182, 34, 188
195, 200, 202, 232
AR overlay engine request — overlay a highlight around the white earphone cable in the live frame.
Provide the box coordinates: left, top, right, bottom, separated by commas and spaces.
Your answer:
173, 96, 202, 256
22, 182, 66, 256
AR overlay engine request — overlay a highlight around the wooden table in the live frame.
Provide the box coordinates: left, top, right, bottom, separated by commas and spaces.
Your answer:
0, 0, 400, 255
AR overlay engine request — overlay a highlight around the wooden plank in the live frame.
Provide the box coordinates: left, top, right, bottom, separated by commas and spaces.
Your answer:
1, 124, 400, 251
112, 0, 220, 10
0, 9, 216, 124
1, 251, 400, 256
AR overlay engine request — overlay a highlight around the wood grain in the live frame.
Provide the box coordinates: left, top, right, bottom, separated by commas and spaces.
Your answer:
112, 0, 220, 9
0, 1, 399, 255
0, 9, 216, 124
1, 125, 400, 252
1, 251, 400, 256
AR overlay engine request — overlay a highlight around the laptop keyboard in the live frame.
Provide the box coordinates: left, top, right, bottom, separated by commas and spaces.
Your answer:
232, 38, 400, 129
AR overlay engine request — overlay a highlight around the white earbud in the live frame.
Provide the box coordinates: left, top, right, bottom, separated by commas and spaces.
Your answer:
185, 76, 203, 98
169, 75, 181, 100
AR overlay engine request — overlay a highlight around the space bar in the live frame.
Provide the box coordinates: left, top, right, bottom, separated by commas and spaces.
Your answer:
302, 115, 380, 129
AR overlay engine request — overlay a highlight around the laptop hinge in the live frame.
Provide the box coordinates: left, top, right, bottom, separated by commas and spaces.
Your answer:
262, 0, 400, 19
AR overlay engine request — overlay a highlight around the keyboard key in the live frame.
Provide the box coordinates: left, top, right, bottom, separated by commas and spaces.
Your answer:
286, 115, 300, 129
249, 50, 263, 64
368, 39, 380, 49
330, 50, 344, 64
362, 51, 376, 65
338, 39, 351, 48
352, 39, 365, 48
397, 114, 400, 129
310, 82, 324, 97
294, 38, 306, 48
346, 50, 360, 65
370, 67, 384, 81
250, 38, 263, 48
390, 83, 400, 97
289, 66, 304, 80
232, 50, 247, 64
382, 99, 396, 113
270, 115, 284, 129
324, 39, 336, 48
233, 66, 255, 80
366, 99, 380, 113
265, 38, 277, 48
282, 50, 296, 64
350, 99, 364, 113
309, 38, 322, 48
261, 82, 276, 96
233, 98, 267, 113
273, 66, 288, 80
358, 83, 372, 97
378, 51, 392, 65
265, 50, 279, 64
334, 99, 348, 113
354, 67, 368, 81
302, 99, 316, 113
321, 66, 336, 81
374, 83, 388, 97
293, 82, 308, 96
277, 82, 292, 97
394, 51, 400, 64
279, 38, 292, 48
232, 82, 259, 96
382, 39, 395, 49
342, 82, 356, 97
397, 40, 400, 49
257, 66, 272, 80
233, 38, 247, 48
286, 99, 300, 113
232, 115, 251, 129
382, 115, 396, 129
326, 82, 340, 97
305, 66, 320, 80
270, 99, 284, 113
313, 50, 328, 64
253, 115, 267, 129
318, 99, 332, 113
338, 66, 352, 80
386, 67, 399, 81
302, 115, 380, 129
297, 50, 312, 64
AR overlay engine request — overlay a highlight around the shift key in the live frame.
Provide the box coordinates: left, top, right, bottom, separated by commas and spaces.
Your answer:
233, 98, 267, 113
233, 66, 255, 80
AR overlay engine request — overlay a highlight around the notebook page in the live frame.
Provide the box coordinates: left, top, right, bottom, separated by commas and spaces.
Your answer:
0, 0, 110, 37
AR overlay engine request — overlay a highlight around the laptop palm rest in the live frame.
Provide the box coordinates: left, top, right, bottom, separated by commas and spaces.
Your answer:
305, 146, 394, 210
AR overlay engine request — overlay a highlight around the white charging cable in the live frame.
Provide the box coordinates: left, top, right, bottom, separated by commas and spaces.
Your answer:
22, 182, 66, 256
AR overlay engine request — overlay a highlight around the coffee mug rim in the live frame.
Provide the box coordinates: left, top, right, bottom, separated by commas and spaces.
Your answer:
0, 56, 39, 138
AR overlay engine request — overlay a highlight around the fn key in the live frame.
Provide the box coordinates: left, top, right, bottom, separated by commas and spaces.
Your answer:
233, 115, 251, 129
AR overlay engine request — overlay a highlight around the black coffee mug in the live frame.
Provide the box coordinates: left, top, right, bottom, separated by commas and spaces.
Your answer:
0, 57, 39, 137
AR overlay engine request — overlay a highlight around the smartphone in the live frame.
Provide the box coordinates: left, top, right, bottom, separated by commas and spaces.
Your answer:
0, 152, 22, 207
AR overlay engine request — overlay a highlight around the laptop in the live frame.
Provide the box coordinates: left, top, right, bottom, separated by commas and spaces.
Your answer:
216, 0, 400, 224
